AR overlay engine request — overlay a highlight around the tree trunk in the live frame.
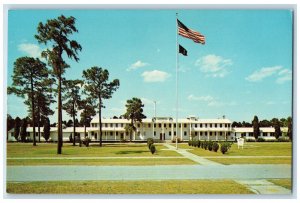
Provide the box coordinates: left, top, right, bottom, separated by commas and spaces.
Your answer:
57, 72, 62, 154
98, 96, 102, 147
73, 102, 76, 146
30, 76, 36, 146
38, 107, 41, 142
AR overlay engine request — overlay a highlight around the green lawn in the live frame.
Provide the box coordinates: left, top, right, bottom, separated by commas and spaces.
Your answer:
174, 142, 292, 156
268, 179, 292, 190
7, 157, 195, 166
7, 143, 197, 166
7, 180, 254, 194
173, 142, 292, 165
7, 143, 180, 157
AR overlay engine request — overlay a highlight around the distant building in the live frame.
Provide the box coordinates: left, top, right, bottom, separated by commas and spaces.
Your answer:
7, 116, 288, 142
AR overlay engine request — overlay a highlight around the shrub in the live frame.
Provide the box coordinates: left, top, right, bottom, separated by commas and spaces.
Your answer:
201, 141, 204, 148
220, 142, 232, 154
69, 134, 73, 143
277, 137, 290, 142
257, 137, 265, 142
188, 140, 191, 146
208, 141, 213, 151
197, 141, 201, 148
203, 141, 208, 150
246, 138, 255, 142
150, 144, 156, 154
82, 137, 91, 147
147, 138, 154, 149
221, 144, 228, 154
212, 142, 219, 152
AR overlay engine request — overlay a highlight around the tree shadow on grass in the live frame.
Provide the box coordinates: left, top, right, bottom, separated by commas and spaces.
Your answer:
115, 150, 149, 155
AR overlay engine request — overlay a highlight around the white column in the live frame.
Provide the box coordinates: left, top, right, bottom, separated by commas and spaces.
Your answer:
171, 122, 174, 140
180, 123, 183, 141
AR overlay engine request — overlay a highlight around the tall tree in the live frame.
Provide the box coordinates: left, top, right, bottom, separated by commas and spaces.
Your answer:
272, 118, 282, 139
287, 117, 292, 141
79, 98, 96, 139
8, 57, 48, 146
35, 15, 82, 154
83, 67, 120, 146
20, 118, 28, 142
43, 117, 51, 142
24, 81, 55, 143
123, 98, 146, 141
7, 114, 15, 140
63, 79, 83, 146
252, 115, 260, 141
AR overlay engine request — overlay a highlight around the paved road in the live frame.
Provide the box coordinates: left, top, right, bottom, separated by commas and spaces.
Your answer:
7, 164, 291, 182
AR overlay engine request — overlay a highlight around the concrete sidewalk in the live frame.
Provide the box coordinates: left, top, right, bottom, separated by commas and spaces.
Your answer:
7, 164, 291, 182
163, 143, 221, 165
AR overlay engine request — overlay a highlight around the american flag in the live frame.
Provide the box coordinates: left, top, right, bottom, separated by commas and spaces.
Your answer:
177, 19, 205, 44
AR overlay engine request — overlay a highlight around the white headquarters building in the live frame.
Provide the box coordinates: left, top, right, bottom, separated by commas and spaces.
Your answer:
7, 116, 288, 142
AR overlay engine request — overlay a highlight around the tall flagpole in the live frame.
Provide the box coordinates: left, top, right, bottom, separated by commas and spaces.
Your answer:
175, 13, 179, 150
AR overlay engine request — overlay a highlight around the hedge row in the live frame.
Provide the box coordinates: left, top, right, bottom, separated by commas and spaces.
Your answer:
188, 140, 232, 154
147, 138, 156, 154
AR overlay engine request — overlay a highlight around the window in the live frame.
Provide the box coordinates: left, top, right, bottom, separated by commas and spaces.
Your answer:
169, 131, 171, 136
110, 132, 113, 136
154, 131, 156, 136
184, 124, 187, 128
116, 123, 118, 128
154, 124, 156, 128
179, 124, 181, 128
110, 123, 113, 127
195, 132, 198, 136
215, 132, 217, 135
174, 124, 176, 128
121, 123, 123, 127
249, 133, 253, 137
116, 132, 118, 136
169, 124, 172, 128
174, 131, 176, 135
205, 132, 207, 136
164, 124, 166, 128
195, 124, 198, 128
205, 124, 207, 128
220, 132, 223, 136
210, 132, 212, 136
263, 132, 268, 137
220, 124, 223, 128
215, 124, 217, 128
148, 124, 151, 128
105, 123, 108, 127
200, 132, 203, 136
184, 131, 187, 136
159, 124, 161, 128
225, 124, 227, 128
210, 124, 212, 128
200, 124, 202, 128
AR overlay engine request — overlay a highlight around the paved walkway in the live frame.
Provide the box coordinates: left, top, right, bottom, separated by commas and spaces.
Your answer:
7, 164, 291, 182
163, 143, 221, 165
7, 156, 183, 160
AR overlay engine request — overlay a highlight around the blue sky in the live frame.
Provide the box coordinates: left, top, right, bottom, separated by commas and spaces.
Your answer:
7, 9, 293, 123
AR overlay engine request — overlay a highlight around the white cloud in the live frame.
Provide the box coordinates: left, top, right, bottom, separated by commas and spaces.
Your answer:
276, 69, 292, 84
195, 54, 232, 78
127, 60, 149, 71
18, 43, 42, 58
187, 94, 237, 107
141, 70, 171, 82
245, 66, 282, 82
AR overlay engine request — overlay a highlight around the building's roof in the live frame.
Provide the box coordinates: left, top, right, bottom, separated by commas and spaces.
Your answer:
233, 127, 253, 133
233, 127, 288, 133
91, 117, 232, 124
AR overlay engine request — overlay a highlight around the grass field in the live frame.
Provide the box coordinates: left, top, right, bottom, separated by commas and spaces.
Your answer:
172, 142, 292, 165
7, 143, 180, 157
268, 179, 292, 190
7, 157, 196, 166
7, 143, 197, 166
6, 180, 254, 194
